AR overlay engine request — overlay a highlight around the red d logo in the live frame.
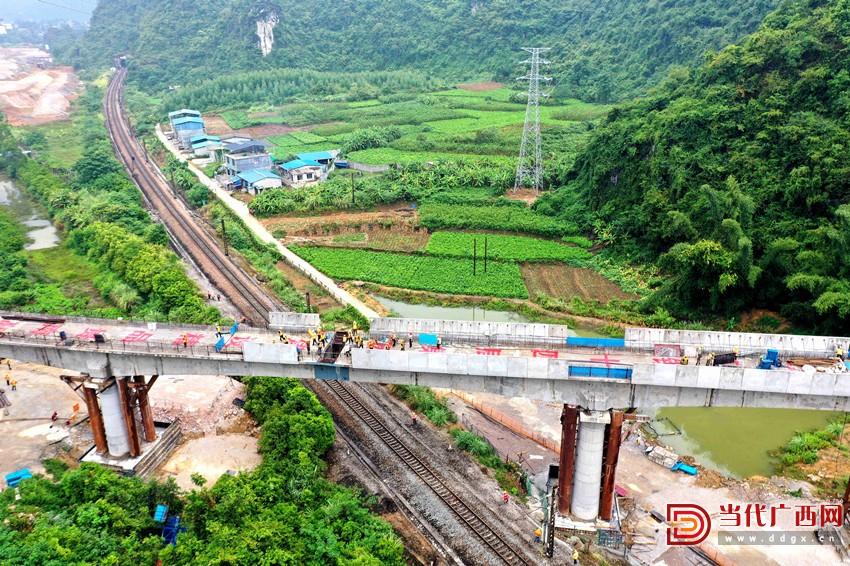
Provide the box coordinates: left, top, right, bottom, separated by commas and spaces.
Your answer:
666, 503, 711, 546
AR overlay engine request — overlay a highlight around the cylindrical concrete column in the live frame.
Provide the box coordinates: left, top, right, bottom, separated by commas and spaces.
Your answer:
571, 417, 607, 521
100, 383, 130, 457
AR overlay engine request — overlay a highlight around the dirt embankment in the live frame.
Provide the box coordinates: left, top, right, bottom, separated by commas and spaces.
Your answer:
0, 47, 80, 126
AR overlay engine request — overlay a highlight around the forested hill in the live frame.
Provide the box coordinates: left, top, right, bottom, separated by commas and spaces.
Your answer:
542, 0, 850, 333
73, 0, 777, 101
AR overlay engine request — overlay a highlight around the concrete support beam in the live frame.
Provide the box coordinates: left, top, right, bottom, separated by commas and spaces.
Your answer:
82, 385, 107, 454
598, 410, 624, 521
557, 404, 578, 516
133, 375, 157, 443
100, 382, 130, 457
116, 377, 140, 457
571, 410, 610, 521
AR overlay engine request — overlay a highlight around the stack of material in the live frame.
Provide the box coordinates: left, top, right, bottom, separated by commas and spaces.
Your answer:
786, 358, 847, 373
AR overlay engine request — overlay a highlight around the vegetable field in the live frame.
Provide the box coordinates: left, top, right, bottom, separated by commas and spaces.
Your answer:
418, 203, 578, 237
290, 245, 528, 298
426, 232, 592, 263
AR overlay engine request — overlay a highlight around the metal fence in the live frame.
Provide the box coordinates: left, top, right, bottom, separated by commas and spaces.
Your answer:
0, 330, 245, 360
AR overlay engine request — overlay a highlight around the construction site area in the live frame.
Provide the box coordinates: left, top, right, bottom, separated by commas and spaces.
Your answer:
0, 47, 79, 126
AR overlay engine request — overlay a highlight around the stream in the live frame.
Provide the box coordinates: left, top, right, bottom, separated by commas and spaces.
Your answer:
0, 177, 59, 250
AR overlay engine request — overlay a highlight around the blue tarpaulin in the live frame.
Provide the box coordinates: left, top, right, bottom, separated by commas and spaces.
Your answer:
5, 468, 32, 488
214, 336, 226, 352
419, 333, 438, 346
566, 337, 625, 348
154, 504, 169, 522
568, 365, 632, 379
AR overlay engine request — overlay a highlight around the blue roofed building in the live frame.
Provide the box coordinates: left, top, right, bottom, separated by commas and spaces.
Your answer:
190, 134, 223, 160
295, 150, 338, 169
172, 116, 206, 150
235, 168, 282, 195
279, 158, 324, 188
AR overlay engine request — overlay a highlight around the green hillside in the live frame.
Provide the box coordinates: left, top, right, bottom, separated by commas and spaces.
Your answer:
73, 0, 777, 102
538, 0, 850, 332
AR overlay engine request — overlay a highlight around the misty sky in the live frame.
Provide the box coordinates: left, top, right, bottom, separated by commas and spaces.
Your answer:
1, 0, 97, 23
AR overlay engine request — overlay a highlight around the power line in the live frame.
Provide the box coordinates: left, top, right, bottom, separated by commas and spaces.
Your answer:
35, 0, 92, 16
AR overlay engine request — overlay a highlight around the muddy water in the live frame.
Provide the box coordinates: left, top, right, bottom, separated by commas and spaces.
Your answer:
656, 407, 840, 478
0, 177, 59, 250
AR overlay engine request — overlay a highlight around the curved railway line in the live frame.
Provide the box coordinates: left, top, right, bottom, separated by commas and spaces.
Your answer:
104, 66, 533, 565
104, 67, 277, 325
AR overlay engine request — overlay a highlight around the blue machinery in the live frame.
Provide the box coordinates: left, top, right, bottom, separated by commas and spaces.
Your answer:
153, 504, 186, 546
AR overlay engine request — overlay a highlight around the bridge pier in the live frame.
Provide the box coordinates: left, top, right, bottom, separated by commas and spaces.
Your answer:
65, 375, 159, 458
558, 406, 624, 522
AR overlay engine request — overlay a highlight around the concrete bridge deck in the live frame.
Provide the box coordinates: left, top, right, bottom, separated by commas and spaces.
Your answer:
0, 313, 848, 411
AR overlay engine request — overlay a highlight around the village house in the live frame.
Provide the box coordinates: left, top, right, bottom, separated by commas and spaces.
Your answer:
171, 115, 205, 150
223, 138, 272, 177
190, 134, 223, 160
235, 168, 282, 195
279, 158, 324, 188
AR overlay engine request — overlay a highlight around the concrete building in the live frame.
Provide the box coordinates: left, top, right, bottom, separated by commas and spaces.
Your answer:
235, 168, 282, 195
224, 152, 273, 178
172, 116, 205, 150
280, 158, 324, 188
190, 134, 223, 160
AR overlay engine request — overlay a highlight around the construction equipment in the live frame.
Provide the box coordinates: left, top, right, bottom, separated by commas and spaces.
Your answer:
757, 349, 781, 370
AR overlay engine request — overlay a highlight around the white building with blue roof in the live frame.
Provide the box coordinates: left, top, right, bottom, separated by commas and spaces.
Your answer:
280, 158, 325, 188
235, 168, 282, 195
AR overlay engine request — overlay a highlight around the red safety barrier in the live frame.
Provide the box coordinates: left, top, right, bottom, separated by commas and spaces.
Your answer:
532, 349, 559, 358
475, 347, 502, 356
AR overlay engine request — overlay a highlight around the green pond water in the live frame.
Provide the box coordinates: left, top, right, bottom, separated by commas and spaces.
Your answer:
656, 407, 840, 478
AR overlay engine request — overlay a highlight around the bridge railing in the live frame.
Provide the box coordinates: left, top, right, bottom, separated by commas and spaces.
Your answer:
0, 331, 245, 359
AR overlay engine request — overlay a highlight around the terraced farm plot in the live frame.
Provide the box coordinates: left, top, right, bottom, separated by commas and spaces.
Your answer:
418, 203, 577, 238
521, 264, 635, 303
290, 245, 528, 298
347, 147, 511, 165
426, 232, 592, 263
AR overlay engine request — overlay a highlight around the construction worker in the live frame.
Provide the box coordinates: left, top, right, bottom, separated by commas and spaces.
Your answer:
10, 379, 16, 391
836, 346, 845, 360
502, 491, 510, 505
707, 352, 715, 366
306, 341, 311, 355
278, 330, 284, 342
400, 340, 406, 351
215, 324, 222, 338
437, 336, 442, 349
680, 355, 688, 365
182, 334, 189, 349
49, 411, 58, 428
696, 346, 703, 366
408, 332, 413, 349
4, 372, 9, 386
533, 527, 542, 543
572, 548, 580, 565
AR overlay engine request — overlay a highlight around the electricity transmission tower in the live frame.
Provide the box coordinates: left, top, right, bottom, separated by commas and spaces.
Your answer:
513, 47, 550, 193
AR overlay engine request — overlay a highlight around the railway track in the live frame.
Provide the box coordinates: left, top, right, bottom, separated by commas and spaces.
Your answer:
103, 67, 277, 325
105, 66, 530, 565
325, 380, 531, 566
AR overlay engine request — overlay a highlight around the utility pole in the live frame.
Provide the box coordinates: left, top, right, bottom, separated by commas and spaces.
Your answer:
350, 171, 356, 205
484, 236, 488, 273
305, 291, 311, 312
473, 239, 477, 276
221, 218, 229, 256
514, 47, 551, 194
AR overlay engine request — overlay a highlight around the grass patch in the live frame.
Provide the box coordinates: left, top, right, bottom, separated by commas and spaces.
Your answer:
331, 232, 367, 244
28, 243, 103, 301
388, 385, 457, 427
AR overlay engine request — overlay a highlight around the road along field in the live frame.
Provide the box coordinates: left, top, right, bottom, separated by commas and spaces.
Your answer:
0, 47, 79, 126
